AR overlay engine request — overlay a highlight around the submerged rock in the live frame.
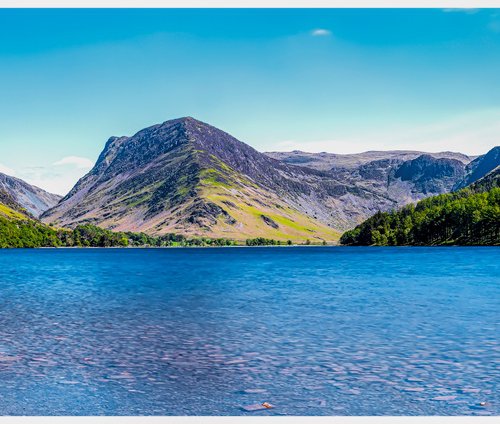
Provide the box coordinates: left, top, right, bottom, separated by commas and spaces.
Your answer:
241, 402, 274, 412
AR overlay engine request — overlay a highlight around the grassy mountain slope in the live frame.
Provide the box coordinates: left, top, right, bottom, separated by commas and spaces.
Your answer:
0, 193, 239, 248
0, 190, 64, 248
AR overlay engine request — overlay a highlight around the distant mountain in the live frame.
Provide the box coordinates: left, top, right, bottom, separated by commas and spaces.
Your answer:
0, 188, 63, 248
454, 146, 500, 190
393, 154, 466, 195
0, 173, 61, 217
267, 150, 472, 219
40, 117, 495, 239
266, 150, 473, 171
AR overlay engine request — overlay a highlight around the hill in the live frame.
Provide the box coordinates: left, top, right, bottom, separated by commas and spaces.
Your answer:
42, 117, 344, 242
340, 168, 500, 246
0, 189, 65, 248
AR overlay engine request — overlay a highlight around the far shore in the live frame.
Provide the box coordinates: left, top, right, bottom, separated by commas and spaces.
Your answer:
2, 244, 498, 250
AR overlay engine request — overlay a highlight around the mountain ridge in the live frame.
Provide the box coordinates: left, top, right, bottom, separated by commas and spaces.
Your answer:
265, 149, 475, 171
40, 117, 499, 240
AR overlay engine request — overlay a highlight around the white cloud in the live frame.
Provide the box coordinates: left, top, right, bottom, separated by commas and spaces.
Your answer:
271, 109, 500, 156
16, 165, 88, 196
0, 163, 16, 176
53, 156, 94, 169
311, 29, 331, 37
9, 155, 94, 195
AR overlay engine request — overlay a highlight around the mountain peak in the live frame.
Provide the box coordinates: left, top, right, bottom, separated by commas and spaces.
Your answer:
157, 116, 205, 128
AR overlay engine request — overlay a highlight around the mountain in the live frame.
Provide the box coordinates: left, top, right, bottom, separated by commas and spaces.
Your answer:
40, 117, 495, 240
340, 171, 500, 246
42, 117, 340, 242
0, 173, 61, 217
268, 150, 472, 220
454, 146, 500, 190
266, 150, 473, 171
393, 154, 466, 194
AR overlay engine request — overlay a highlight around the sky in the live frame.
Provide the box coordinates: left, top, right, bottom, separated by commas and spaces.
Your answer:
0, 8, 499, 195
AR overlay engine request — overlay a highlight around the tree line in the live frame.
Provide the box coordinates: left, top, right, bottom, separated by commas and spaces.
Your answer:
0, 219, 237, 248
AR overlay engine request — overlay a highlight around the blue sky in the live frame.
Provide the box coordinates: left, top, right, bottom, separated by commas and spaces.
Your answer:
0, 8, 499, 194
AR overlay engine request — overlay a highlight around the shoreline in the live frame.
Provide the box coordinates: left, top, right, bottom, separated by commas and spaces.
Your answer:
2, 244, 499, 250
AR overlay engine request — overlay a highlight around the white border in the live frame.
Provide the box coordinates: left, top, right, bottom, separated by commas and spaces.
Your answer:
0, 1, 499, 8
0, 2, 497, 422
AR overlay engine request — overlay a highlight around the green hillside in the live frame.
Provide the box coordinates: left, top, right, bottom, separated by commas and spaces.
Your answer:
340, 170, 500, 246
0, 207, 234, 248
0, 198, 64, 247
0, 198, 253, 248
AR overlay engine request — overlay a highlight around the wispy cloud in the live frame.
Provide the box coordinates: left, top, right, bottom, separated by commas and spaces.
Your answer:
0, 163, 16, 176
16, 165, 87, 196
311, 29, 331, 37
53, 156, 94, 169
5, 156, 95, 195
272, 109, 500, 156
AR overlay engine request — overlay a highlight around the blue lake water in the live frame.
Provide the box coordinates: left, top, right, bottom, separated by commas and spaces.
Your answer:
0, 247, 498, 416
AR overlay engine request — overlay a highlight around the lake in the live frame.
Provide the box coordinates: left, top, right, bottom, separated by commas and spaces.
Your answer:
0, 247, 498, 415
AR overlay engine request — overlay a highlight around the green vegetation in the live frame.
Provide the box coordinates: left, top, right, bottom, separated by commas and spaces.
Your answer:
245, 237, 320, 246
199, 168, 233, 189
0, 204, 324, 248
246, 237, 282, 246
340, 186, 500, 246
0, 204, 28, 220
0, 215, 67, 248
69, 225, 237, 247
0, 214, 237, 248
